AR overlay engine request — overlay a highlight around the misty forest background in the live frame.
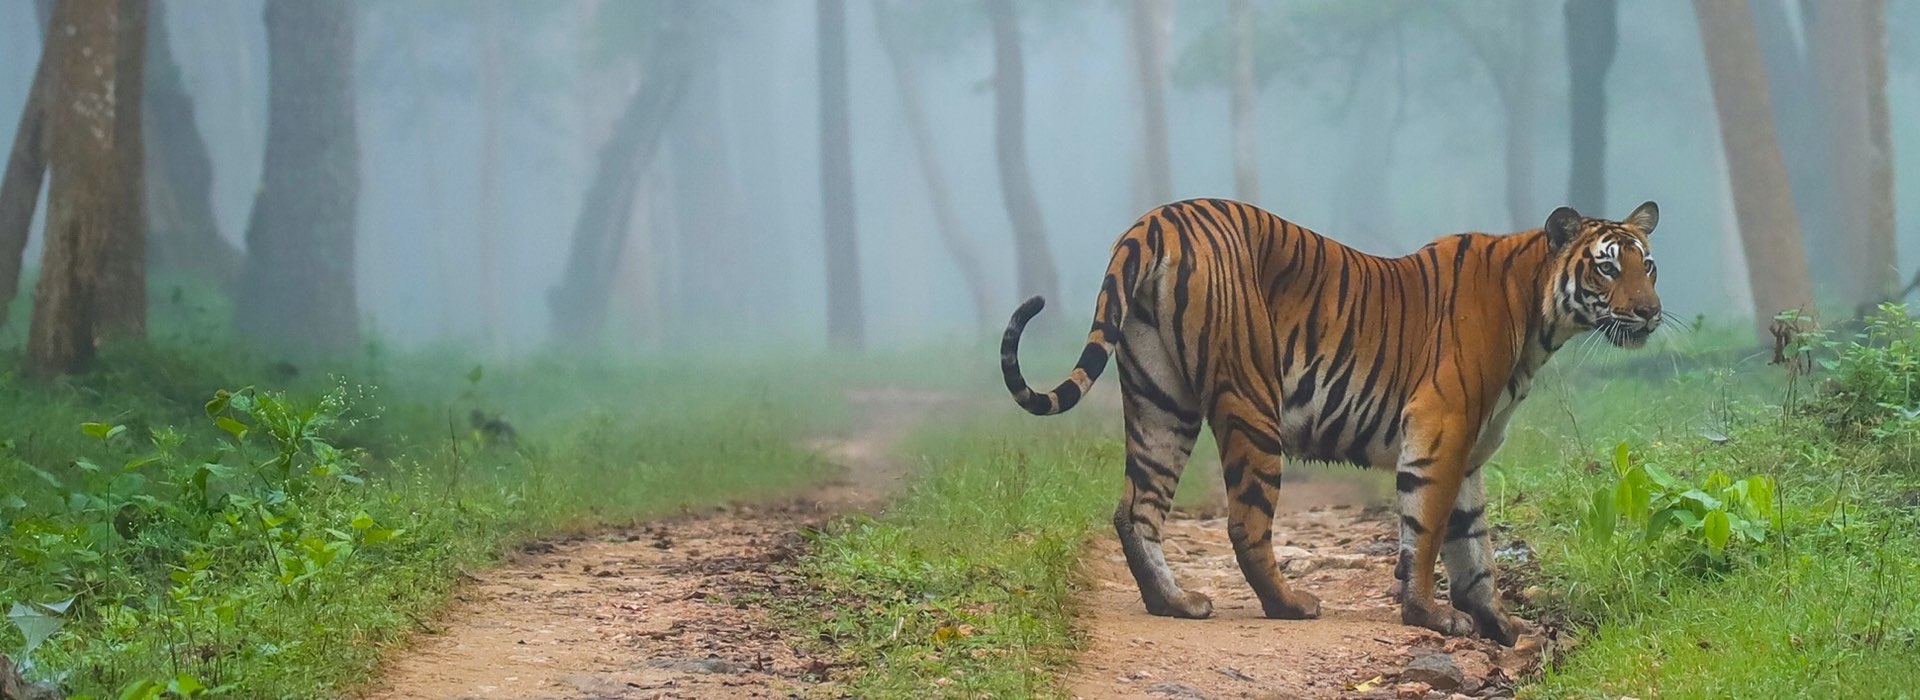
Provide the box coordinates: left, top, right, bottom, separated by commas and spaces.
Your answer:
2, 0, 1916, 367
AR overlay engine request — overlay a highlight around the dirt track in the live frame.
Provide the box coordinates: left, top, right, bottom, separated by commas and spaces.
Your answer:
1067, 473, 1542, 700
362, 388, 949, 700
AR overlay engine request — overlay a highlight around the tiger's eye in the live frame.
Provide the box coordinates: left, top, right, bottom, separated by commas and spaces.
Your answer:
1596, 261, 1620, 277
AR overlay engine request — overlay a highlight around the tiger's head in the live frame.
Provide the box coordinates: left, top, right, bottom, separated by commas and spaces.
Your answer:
1543, 201, 1662, 349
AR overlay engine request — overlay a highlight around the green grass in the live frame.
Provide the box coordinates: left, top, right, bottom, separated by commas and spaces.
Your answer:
792, 405, 1119, 698
0, 335, 846, 698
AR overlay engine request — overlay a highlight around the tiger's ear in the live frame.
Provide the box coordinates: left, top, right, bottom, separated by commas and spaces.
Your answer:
1545, 206, 1582, 250
1626, 200, 1659, 235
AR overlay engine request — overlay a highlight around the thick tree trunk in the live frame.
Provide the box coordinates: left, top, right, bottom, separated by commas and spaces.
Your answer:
143, 0, 239, 289
1228, 0, 1257, 204
1862, 0, 1894, 310
234, 0, 360, 356
1130, 0, 1173, 206
1750, 0, 1829, 267
1692, 0, 1815, 335
874, 0, 993, 329
1564, 0, 1616, 214
986, 0, 1059, 306
546, 32, 690, 345
97, 0, 148, 338
0, 10, 55, 330
1803, 0, 1896, 311
27, 0, 126, 376
818, 0, 864, 350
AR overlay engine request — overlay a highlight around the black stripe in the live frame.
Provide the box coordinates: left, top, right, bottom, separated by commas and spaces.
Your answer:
1401, 514, 1427, 535
1396, 471, 1431, 493
1447, 506, 1486, 541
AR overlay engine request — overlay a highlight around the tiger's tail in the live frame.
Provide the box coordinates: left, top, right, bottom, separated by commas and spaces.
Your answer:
1001, 228, 1144, 416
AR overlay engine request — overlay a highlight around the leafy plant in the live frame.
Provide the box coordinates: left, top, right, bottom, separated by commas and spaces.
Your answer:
1582, 442, 1779, 556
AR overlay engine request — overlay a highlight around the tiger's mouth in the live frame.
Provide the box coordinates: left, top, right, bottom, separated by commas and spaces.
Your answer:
1597, 319, 1656, 348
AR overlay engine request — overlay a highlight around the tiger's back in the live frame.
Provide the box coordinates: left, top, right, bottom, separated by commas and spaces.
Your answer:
1001, 197, 1664, 644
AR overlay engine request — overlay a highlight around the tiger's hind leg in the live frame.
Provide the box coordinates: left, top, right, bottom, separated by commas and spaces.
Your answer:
1113, 323, 1213, 619
1211, 393, 1322, 619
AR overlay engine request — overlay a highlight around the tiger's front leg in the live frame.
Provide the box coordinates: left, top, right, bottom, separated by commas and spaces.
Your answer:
1393, 418, 1479, 639
1439, 463, 1521, 645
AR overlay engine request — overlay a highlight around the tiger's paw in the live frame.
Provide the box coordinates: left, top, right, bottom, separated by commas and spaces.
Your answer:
1260, 590, 1321, 620
1467, 609, 1522, 646
1402, 598, 1475, 637
1146, 590, 1214, 619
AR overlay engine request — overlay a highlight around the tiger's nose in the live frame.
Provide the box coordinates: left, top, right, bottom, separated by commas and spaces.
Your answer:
1634, 304, 1661, 322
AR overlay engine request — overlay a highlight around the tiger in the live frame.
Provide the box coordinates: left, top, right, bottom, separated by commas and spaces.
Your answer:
1000, 198, 1662, 644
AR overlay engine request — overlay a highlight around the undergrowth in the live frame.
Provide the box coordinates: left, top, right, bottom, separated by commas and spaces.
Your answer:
0, 333, 842, 698
789, 408, 1116, 698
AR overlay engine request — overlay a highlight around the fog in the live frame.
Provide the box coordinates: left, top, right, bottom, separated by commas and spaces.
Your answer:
3, 0, 1915, 357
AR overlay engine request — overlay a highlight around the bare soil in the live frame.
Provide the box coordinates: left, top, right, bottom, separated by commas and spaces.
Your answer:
1067, 474, 1546, 700
360, 388, 952, 700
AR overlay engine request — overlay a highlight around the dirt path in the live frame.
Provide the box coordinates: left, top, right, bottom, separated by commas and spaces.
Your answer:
1068, 474, 1542, 700
362, 388, 951, 700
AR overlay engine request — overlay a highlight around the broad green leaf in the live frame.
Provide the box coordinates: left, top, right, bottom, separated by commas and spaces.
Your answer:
215, 417, 248, 440
351, 512, 376, 531
1612, 442, 1630, 474
467, 364, 485, 384
82, 422, 114, 439
168, 673, 206, 696
1703, 509, 1732, 551
363, 528, 401, 546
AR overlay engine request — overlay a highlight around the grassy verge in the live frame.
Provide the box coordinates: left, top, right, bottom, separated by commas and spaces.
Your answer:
0, 340, 843, 698
792, 405, 1118, 698
1489, 317, 1920, 698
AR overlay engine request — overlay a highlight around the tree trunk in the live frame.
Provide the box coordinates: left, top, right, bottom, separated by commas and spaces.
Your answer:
1692, 0, 1814, 335
1563, 0, 1616, 214
97, 0, 148, 339
143, 0, 239, 289
1130, 0, 1174, 206
546, 24, 690, 345
234, 0, 360, 356
1862, 0, 1894, 310
1805, 1, 1894, 311
27, 0, 127, 376
0, 6, 55, 330
669, 44, 749, 345
1228, 0, 1258, 204
874, 0, 993, 329
1750, 0, 1830, 276
987, 0, 1059, 306
818, 0, 864, 350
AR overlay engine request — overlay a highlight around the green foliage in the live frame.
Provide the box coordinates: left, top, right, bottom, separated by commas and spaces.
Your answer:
0, 345, 844, 698
1580, 442, 1778, 559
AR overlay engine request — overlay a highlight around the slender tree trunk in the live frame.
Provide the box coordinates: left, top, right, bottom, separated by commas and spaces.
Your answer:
818, 0, 864, 350
1130, 0, 1174, 206
1228, 0, 1258, 204
97, 0, 148, 338
874, 0, 992, 329
1498, 8, 1539, 229
670, 45, 749, 345
1806, 0, 1893, 310
1692, 0, 1814, 335
27, 0, 126, 376
1862, 0, 1894, 309
143, 0, 239, 289
0, 7, 55, 329
475, 0, 504, 349
547, 25, 690, 345
987, 0, 1059, 305
235, 0, 359, 356
1564, 0, 1616, 214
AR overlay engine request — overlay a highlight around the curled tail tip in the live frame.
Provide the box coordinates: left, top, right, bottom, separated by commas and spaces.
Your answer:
1013, 295, 1046, 322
